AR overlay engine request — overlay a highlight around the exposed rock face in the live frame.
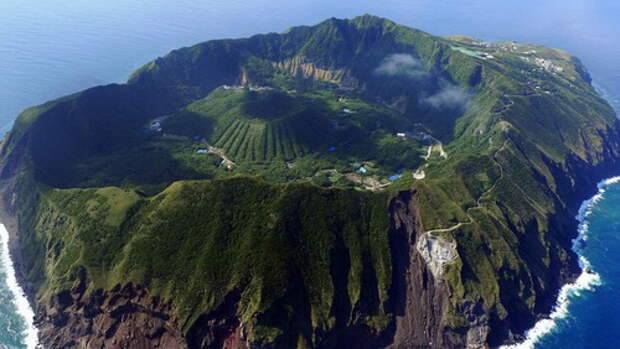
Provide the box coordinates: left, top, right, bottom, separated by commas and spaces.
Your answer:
185, 290, 249, 349
36, 278, 187, 349
387, 191, 492, 349
415, 233, 458, 280
387, 191, 457, 349
36, 275, 252, 349
34, 191, 465, 349
273, 56, 360, 89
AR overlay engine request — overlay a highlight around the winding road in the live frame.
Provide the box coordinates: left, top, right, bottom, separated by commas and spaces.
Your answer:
424, 140, 507, 234
421, 91, 533, 234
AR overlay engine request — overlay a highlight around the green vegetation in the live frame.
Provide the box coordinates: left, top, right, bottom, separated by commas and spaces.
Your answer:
27, 177, 392, 346
2, 14, 619, 348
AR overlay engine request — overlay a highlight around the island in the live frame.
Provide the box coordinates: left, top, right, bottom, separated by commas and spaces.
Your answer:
0, 14, 618, 349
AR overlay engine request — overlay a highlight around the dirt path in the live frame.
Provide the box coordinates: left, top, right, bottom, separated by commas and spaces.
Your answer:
423, 145, 433, 160
421, 90, 542, 234
344, 173, 391, 191
424, 141, 507, 235
437, 143, 448, 159
202, 142, 236, 169
415, 141, 447, 181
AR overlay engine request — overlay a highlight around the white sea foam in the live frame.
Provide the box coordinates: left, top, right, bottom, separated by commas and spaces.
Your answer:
500, 176, 620, 349
0, 224, 39, 349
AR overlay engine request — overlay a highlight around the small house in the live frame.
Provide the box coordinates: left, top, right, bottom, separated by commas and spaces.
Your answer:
396, 132, 407, 139
357, 166, 368, 174
196, 149, 208, 154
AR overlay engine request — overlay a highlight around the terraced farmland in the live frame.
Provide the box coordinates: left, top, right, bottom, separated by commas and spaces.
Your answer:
163, 88, 337, 161
212, 113, 329, 161
162, 87, 424, 167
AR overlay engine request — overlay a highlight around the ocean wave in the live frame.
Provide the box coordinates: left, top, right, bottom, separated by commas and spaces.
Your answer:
499, 176, 620, 349
0, 224, 39, 349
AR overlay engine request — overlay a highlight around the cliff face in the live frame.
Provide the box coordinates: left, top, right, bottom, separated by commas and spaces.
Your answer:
380, 126, 620, 349
37, 280, 248, 349
37, 278, 186, 349
2, 14, 620, 349
24, 140, 620, 349
9, 178, 396, 349
30, 189, 461, 349
484, 122, 620, 346
273, 56, 361, 89
387, 191, 454, 349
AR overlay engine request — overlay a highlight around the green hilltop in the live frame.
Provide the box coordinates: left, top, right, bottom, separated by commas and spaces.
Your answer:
2, 14, 620, 348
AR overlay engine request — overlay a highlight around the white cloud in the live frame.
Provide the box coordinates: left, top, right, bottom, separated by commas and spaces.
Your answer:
375, 53, 428, 77
423, 83, 471, 110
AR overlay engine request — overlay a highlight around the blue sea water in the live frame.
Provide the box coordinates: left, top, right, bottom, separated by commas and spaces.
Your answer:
535, 178, 620, 348
1, 1, 620, 347
501, 178, 620, 349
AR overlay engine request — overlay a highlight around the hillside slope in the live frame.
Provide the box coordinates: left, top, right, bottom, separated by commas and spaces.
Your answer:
1, 15, 619, 348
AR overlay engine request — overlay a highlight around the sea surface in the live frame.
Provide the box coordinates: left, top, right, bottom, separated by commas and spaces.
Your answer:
1, 1, 620, 348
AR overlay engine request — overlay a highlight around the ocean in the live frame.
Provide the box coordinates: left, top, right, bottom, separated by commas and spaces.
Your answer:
501, 178, 620, 349
1, 1, 620, 347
